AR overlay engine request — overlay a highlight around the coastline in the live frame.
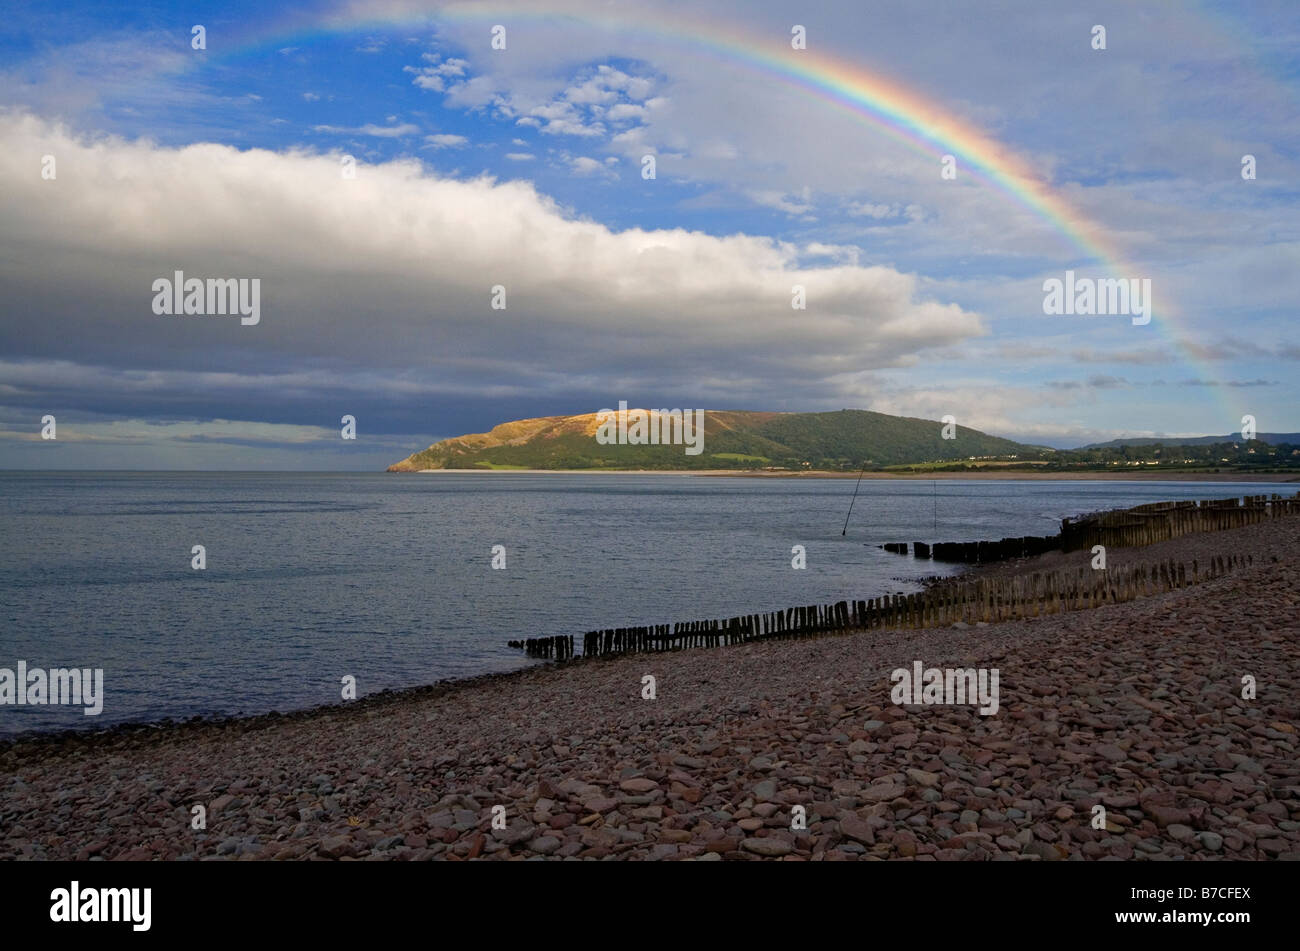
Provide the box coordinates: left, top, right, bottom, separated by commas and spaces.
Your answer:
3, 515, 1296, 861
396, 468, 1300, 481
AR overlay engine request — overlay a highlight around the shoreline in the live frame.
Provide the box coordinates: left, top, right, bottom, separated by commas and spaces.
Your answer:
2, 516, 1296, 860
395, 468, 1300, 481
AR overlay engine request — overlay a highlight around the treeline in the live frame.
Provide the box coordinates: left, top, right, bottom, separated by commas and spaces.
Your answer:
1045, 440, 1299, 470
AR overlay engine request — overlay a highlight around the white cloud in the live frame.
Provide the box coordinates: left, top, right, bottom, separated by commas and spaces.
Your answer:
313, 122, 419, 138
748, 188, 814, 216
569, 155, 611, 176
424, 133, 469, 149
505, 152, 535, 161
508, 63, 659, 140
404, 54, 469, 92
848, 202, 897, 219
606, 103, 647, 121
525, 99, 604, 137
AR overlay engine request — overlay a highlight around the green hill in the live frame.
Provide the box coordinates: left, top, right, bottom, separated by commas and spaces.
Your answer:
386, 409, 1051, 472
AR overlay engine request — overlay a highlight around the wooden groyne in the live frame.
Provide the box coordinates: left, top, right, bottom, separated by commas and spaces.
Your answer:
1058, 493, 1298, 552
886, 492, 1300, 565
923, 534, 1058, 564
507, 636, 574, 660
511, 553, 1253, 661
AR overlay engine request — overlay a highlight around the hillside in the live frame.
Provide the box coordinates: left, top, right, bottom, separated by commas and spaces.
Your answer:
1080, 433, 1300, 449
386, 409, 1049, 471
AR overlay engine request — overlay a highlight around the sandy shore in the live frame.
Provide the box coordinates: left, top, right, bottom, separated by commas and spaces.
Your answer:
2, 519, 1296, 861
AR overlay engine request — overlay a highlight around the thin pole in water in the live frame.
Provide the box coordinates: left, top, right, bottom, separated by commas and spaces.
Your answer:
842, 463, 869, 535
933, 480, 937, 533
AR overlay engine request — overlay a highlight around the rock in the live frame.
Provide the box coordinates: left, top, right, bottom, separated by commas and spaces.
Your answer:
528, 836, 562, 855
1023, 841, 1066, 861
619, 778, 659, 795
1196, 831, 1223, 852
741, 837, 792, 857
466, 834, 485, 859
753, 780, 777, 801
1258, 838, 1288, 855
906, 769, 941, 788
319, 836, 357, 859
1095, 744, 1126, 763
1166, 823, 1195, 842
861, 783, 906, 802
1144, 804, 1192, 828
581, 827, 621, 850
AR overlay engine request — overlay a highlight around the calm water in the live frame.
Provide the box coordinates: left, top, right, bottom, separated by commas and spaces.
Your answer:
0, 472, 1280, 735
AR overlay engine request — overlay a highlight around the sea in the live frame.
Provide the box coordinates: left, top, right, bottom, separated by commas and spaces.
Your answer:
0, 472, 1283, 735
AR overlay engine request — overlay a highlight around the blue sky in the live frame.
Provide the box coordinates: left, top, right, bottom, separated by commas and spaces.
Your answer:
1, 0, 1297, 469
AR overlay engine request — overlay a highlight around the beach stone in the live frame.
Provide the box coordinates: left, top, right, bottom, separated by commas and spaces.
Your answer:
581, 827, 621, 850
907, 769, 941, 788
619, 778, 659, 795
528, 836, 562, 855
839, 816, 875, 845
862, 783, 906, 802
753, 780, 778, 801
319, 836, 356, 859
1145, 804, 1192, 828
1196, 831, 1223, 852
741, 837, 792, 857
1023, 841, 1066, 861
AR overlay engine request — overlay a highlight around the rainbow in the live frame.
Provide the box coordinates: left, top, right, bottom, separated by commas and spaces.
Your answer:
205, 1, 1238, 417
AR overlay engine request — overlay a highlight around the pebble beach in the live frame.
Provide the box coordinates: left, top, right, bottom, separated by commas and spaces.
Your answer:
2, 517, 1297, 861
